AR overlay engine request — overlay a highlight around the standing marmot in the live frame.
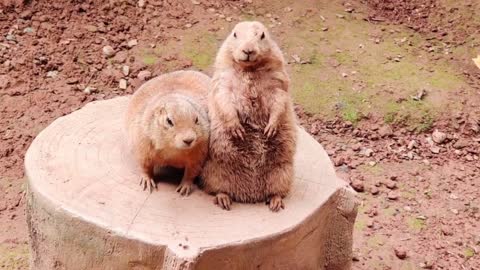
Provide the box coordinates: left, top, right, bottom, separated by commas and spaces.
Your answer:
200, 21, 297, 211
125, 70, 210, 195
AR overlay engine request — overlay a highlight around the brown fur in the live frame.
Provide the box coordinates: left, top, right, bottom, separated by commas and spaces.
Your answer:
200, 21, 297, 211
125, 70, 210, 195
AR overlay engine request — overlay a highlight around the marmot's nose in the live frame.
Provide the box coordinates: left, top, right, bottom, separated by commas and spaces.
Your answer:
183, 138, 194, 146
242, 49, 254, 55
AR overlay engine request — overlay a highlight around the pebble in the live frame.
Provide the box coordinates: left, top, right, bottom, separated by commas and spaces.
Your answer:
363, 148, 374, 157
102, 46, 116, 58
350, 179, 364, 192
137, 70, 152, 81
46, 70, 58, 78
430, 146, 440, 154
441, 226, 453, 236
66, 77, 79, 84
83, 86, 96, 94
23, 27, 34, 33
394, 246, 407, 259
453, 139, 468, 149
387, 191, 399, 200
385, 180, 397, 190
368, 161, 376, 167
119, 79, 127, 90
138, 0, 145, 8
226, 17, 233, 22
370, 186, 379, 195
127, 39, 138, 48
432, 130, 447, 144
122, 65, 130, 76
6, 34, 16, 42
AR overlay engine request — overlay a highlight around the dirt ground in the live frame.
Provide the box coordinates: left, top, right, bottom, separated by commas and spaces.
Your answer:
0, 0, 479, 269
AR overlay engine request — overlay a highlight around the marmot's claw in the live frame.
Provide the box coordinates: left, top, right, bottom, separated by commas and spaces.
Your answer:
268, 196, 284, 212
176, 183, 192, 196
231, 125, 245, 140
214, 193, 232, 210
264, 123, 277, 138
140, 177, 157, 193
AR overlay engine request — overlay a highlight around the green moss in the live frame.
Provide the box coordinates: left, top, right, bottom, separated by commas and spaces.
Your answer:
182, 32, 217, 70
407, 217, 426, 231
141, 54, 158, 66
464, 247, 475, 259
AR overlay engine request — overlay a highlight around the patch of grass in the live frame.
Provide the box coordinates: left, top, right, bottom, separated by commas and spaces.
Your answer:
182, 32, 218, 70
367, 234, 386, 248
0, 244, 29, 270
141, 54, 158, 66
354, 218, 367, 231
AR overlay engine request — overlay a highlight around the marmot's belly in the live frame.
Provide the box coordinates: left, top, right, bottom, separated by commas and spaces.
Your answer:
203, 124, 293, 202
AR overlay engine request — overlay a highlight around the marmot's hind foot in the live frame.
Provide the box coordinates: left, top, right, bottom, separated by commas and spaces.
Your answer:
267, 195, 284, 212
140, 176, 157, 193
214, 193, 232, 211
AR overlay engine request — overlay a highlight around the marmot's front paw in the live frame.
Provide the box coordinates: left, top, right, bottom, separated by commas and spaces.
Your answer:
267, 195, 284, 212
225, 120, 245, 140
139, 175, 157, 193
214, 193, 232, 210
176, 183, 193, 196
264, 121, 278, 138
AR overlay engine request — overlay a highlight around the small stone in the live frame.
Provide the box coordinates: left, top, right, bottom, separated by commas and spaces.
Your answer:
23, 27, 34, 33
370, 186, 379, 195
378, 125, 393, 137
138, 0, 145, 8
387, 191, 399, 200
394, 246, 407, 259
191, 0, 200, 4
441, 226, 453, 236
66, 77, 79, 84
102, 46, 116, 58
122, 65, 130, 76
407, 140, 417, 150
137, 70, 152, 81
453, 139, 468, 149
6, 34, 16, 42
385, 181, 397, 190
119, 79, 127, 90
432, 130, 447, 144
350, 179, 364, 192
450, 209, 459, 215
321, 27, 329, 31
83, 86, 96, 94
226, 17, 233, 22
127, 39, 138, 48
20, 10, 33, 19
368, 161, 376, 167
341, 72, 348, 78
364, 148, 374, 157
430, 146, 440, 154
185, 23, 192, 28
85, 25, 97, 32
46, 70, 58, 78
403, 206, 412, 212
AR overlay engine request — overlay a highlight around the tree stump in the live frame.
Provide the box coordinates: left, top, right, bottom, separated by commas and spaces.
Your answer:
25, 97, 358, 270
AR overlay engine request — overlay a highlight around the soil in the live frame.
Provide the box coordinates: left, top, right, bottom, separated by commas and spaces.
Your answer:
0, 0, 479, 269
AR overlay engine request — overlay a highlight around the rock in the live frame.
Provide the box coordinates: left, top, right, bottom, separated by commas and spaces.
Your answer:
430, 146, 440, 154
83, 86, 96, 94
23, 27, 34, 33
20, 10, 33, 19
368, 161, 376, 167
453, 139, 468, 149
46, 70, 58, 78
138, 0, 145, 8
407, 140, 417, 150
66, 78, 79, 84
185, 23, 192, 28
6, 34, 16, 42
226, 17, 233, 22
122, 65, 130, 76
364, 148, 374, 157
127, 39, 138, 48
432, 130, 447, 144
385, 180, 397, 190
137, 70, 152, 81
119, 79, 127, 90
85, 25, 97, 33
350, 179, 364, 192
370, 186, 379, 195
102, 46, 116, 58
387, 192, 399, 200
394, 246, 407, 259
441, 226, 453, 236
378, 125, 393, 137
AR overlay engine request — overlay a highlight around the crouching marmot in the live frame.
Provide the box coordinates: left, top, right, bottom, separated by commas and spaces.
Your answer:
200, 21, 297, 211
125, 70, 210, 195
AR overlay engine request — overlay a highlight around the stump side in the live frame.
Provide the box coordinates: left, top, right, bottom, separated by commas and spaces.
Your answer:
25, 97, 357, 270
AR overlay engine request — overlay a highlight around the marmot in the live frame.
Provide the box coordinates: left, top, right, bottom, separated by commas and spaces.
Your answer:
200, 21, 297, 211
125, 70, 210, 195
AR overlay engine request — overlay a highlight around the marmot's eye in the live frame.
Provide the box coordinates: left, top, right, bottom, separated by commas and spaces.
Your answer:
166, 117, 174, 127
195, 117, 199, 124
233, 32, 237, 38
260, 32, 265, 40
